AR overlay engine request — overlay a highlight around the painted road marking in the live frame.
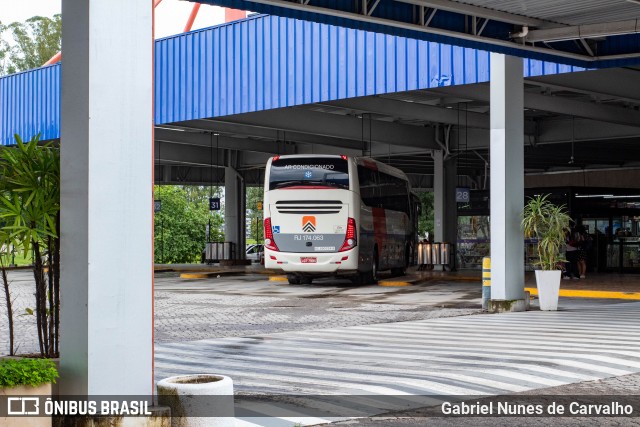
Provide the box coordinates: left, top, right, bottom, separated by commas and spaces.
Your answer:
156, 302, 640, 425
378, 280, 411, 287
526, 287, 640, 300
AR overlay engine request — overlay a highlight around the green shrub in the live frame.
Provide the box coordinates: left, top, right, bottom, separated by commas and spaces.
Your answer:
0, 358, 58, 388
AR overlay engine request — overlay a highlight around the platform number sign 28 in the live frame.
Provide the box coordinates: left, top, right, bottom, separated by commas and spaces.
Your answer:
456, 188, 470, 203
209, 197, 221, 211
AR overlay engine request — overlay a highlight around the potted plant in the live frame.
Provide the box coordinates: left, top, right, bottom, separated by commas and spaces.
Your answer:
0, 358, 58, 426
522, 194, 572, 311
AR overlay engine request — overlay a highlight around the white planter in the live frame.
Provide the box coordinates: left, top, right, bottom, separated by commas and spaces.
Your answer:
157, 374, 234, 427
535, 270, 562, 311
0, 383, 51, 427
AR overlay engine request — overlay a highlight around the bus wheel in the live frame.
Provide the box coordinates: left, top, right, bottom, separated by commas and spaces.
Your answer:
370, 251, 379, 284
287, 274, 301, 285
391, 267, 406, 277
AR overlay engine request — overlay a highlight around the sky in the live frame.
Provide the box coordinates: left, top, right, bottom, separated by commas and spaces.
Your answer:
0, 0, 228, 39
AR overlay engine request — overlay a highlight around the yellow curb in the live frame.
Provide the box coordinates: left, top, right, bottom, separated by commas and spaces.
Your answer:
269, 276, 288, 282
525, 287, 640, 300
180, 273, 212, 279
378, 281, 412, 287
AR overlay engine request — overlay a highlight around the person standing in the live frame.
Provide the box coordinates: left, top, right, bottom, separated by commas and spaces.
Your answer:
576, 225, 592, 279
564, 229, 580, 280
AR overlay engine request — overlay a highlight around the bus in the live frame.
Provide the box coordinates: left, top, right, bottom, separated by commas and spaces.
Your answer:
263, 154, 419, 284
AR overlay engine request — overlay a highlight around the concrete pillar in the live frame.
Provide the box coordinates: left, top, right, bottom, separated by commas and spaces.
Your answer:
433, 150, 457, 270
433, 150, 444, 243
60, 0, 153, 394
489, 53, 525, 311
162, 165, 171, 183
225, 167, 246, 258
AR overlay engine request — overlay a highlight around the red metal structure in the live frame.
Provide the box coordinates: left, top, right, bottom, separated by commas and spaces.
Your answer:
43, 2, 246, 66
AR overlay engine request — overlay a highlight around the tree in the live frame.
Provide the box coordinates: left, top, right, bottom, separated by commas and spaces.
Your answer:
416, 191, 434, 239
154, 185, 224, 264
246, 186, 264, 243
0, 230, 16, 355
0, 22, 10, 75
0, 135, 60, 357
0, 14, 61, 75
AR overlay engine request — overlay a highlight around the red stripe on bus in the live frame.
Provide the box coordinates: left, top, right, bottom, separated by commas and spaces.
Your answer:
372, 207, 387, 249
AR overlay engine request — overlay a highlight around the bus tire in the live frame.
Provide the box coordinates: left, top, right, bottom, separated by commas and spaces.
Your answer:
391, 246, 410, 276
370, 249, 379, 284
287, 274, 301, 285
391, 267, 406, 277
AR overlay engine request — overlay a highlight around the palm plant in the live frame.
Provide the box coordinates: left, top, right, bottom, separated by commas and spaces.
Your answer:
0, 134, 60, 357
0, 228, 15, 355
521, 194, 572, 271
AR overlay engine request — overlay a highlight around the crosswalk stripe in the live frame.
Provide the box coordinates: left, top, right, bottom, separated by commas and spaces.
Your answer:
155, 301, 640, 426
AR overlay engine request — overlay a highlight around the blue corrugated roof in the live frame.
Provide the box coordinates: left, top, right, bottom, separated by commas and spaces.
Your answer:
199, 0, 640, 68
1, 13, 585, 146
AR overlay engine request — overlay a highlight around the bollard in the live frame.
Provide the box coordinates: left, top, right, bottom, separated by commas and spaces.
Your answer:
482, 257, 491, 311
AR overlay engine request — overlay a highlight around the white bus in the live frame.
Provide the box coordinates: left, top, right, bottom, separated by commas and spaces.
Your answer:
263, 154, 419, 284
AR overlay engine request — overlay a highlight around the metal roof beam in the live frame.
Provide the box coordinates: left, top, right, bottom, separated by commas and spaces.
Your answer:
527, 68, 640, 103
428, 85, 640, 128
208, 108, 439, 149
396, 0, 547, 26
170, 119, 364, 150
326, 96, 536, 134
155, 127, 283, 154
525, 19, 640, 42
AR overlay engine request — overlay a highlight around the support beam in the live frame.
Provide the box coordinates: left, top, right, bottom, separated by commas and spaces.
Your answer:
525, 19, 640, 43
60, 0, 152, 394
327, 96, 536, 134
214, 108, 439, 149
527, 68, 640, 104
156, 141, 227, 167
156, 127, 288, 154
489, 53, 525, 311
396, 0, 546, 26
429, 85, 640, 128
174, 120, 365, 151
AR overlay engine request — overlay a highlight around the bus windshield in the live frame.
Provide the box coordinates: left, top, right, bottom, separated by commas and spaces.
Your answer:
269, 157, 350, 190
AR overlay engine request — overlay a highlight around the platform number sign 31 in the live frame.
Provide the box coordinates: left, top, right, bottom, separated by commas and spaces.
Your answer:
209, 197, 221, 211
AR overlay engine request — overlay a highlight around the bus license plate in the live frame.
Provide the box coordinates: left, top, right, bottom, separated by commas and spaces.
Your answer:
300, 257, 317, 263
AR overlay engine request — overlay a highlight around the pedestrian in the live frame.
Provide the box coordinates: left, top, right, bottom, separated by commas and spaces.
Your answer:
564, 229, 580, 280
575, 225, 592, 279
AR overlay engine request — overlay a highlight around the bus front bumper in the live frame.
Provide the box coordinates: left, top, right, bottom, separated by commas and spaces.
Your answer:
264, 248, 358, 273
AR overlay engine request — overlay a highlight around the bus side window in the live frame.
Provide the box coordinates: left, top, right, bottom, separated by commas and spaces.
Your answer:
378, 172, 409, 214
358, 165, 380, 208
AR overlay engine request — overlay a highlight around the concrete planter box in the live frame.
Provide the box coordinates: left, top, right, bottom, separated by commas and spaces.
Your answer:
157, 374, 234, 427
1, 382, 51, 427
535, 270, 562, 311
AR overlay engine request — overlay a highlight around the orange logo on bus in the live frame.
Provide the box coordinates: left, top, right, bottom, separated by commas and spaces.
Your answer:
302, 216, 316, 233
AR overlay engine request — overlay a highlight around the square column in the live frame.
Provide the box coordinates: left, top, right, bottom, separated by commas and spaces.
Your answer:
433, 149, 457, 270
60, 0, 153, 394
489, 53, 525, 310
225, 166, 246, 258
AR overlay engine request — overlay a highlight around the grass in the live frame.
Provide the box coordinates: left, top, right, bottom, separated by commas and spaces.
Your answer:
12, 251, 32, 267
